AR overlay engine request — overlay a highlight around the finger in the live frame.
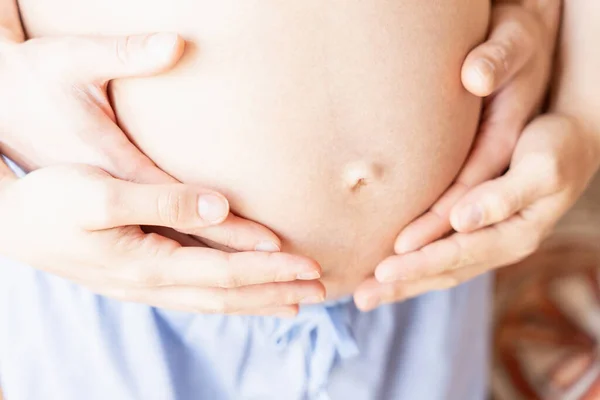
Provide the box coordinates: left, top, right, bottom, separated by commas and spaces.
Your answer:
393, 96, 527, 254
355, 266, 483, 311
449, 164, 547, 233
376, 211, 547, 283
75, 118, 176, 184
394, 184, 468, 253
396, 35, 549, 254
229, 305, 299, 318
86, 178, 231, 230
394, 97, 528, 254
80, 275, 300, 316
113, 239, 322, 288
37, 33, 185, 83
449, 115, 579, 232
146, 212, 282, 253
141, 226, 208, 247
105, 280, 325, 314
462, 5, 538, 96
189, 213, 282, 252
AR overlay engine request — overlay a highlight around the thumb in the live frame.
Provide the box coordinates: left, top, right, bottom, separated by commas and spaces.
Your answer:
449, 168, 543, 233
87, 178, 231, 231
50, 33, 185, 83
450, 115, 589, 232
462, 5, 538, 97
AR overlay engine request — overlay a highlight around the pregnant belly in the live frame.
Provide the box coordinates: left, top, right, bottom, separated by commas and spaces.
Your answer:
19, 0, 490, 299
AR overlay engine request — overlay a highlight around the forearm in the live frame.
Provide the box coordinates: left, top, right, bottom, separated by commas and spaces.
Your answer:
0, 0, 24, 42
551, 1, 600, 140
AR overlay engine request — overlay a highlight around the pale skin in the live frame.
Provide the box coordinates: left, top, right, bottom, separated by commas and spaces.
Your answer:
356, 0, 600, 310
0, 3, 325, 317
1, 0, 597, 314
13, 0, 489, 300
2, 0, 489, 302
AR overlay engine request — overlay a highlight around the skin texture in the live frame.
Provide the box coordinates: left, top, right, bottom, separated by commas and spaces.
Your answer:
17, 0, 490, 298
0, 34, 324, 316
356, 0, 600, 312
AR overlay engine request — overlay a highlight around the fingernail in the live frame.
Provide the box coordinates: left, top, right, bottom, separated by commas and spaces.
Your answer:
456, 204, 483, 231
296, 271, 320, 280
147, 33, 179, 59
197, 194, 228, 223
254, 241, 280, 252
300, 295, 325, 305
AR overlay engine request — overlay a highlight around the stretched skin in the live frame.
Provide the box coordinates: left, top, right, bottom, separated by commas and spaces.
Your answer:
18, 0, 491, 298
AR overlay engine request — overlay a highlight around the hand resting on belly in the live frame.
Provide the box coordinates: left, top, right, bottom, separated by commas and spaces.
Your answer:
18, 0, 491, 299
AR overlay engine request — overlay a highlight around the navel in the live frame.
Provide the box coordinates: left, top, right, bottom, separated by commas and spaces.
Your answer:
342, 161, 384, 192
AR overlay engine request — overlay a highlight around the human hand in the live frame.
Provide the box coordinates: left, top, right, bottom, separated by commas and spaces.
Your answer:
395, 0, 562, 253
354, 0, 563, 310
0, 33, 281, 252
355, 114, 599, 310
0, 163, 324, 316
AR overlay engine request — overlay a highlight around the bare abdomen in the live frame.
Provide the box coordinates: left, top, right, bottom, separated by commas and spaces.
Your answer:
19, 0, 491, 298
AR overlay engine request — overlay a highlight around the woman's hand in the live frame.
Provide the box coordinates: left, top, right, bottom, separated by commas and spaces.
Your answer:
354, 0, 565, 310
0, 33, 325, 316
0, 33, 280, 252
0, 163, 324, 316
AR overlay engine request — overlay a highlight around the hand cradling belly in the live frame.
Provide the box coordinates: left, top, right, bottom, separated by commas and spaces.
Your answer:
19, 0, 491, 298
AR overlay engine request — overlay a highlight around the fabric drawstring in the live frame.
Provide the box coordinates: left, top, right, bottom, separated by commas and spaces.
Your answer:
269, 299, 360, 399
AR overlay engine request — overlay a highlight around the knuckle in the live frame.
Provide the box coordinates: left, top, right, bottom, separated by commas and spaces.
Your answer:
386, 285, 406, 302
485, 42, 511, 75
156, 189, 190, 227
114, 36, 133, 66
215, 271, 242, 289
123, 266, 164, 288
138, 232, 179, 257
483, 190, 520, 221
220, 228, 242, 250
108, 154, 157, 183
440, 240, 472, 271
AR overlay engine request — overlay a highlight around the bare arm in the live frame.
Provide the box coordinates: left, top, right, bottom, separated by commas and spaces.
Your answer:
0, 0, 24, 42
552, 0, 600, 138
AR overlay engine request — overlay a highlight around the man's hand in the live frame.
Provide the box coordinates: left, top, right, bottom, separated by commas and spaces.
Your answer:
393, 0, 561, 254
354, 0, 564, 310
356, 114, 599, 310
0, 163, 324, 316
0, 33, 282, 251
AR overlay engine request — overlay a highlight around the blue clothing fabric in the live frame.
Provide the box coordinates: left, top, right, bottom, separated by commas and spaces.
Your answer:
0, 257, 492, 400
0, 156, 493, 400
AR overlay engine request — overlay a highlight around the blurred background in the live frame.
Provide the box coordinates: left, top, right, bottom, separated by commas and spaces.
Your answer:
493, 173, 600, 399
